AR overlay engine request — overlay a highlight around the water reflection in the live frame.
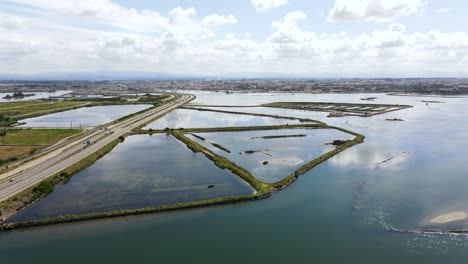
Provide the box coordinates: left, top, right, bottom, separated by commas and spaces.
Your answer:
145, 108, 305, 129
8, 134, 253, 222
188, 128, 353, 183
19, 104, 152, 128
190, 92, 468, 234
0, 90, 70, 102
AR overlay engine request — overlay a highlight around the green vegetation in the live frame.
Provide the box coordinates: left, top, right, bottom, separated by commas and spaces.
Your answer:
2, 91, 34, 100
1, 128, 80, 145
33, 181, 54, 195
211, 143, 231, 153
190, 134, 206, 141
137, 94, 171, 103
0, 128, 81, 168
0, 146, 39, 167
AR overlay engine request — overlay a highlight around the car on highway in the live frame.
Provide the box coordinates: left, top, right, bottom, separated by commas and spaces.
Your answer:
9, 178, 15, 182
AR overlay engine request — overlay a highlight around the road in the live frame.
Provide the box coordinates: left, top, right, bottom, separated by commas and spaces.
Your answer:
0, 94, 194, 202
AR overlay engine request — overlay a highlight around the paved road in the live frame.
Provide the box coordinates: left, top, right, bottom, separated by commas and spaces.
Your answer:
0, 94, 193, 202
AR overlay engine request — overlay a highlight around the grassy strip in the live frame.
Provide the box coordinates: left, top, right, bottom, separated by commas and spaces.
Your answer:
183, 106, 325, 125
1, 128, 81, 145
0, 139, 121, 222
0, 193, 271, 231
189, 133, 206, 141
136, 124, 328, 135
270, 133, 365, 189
172, 131, 270, 194
211, 143, 231, 153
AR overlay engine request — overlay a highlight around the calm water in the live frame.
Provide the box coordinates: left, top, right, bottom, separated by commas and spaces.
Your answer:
0, 90, 70, 102
9, 134, 253, 222
144, 108, 306, 130
19, 104, 152, 128
188, 128, 353, 183
2, 92, 468, 263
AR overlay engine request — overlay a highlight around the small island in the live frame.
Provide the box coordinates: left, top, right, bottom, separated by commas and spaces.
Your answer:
2, 92, 35, 100
361, 97, 377, 101
385, 118, 405, 122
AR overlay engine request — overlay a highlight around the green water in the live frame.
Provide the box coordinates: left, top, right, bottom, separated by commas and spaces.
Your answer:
9, 134, 253, 222
2, 92, 468, 263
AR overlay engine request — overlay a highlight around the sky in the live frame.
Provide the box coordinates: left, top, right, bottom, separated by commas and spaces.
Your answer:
0, 0, 467, 77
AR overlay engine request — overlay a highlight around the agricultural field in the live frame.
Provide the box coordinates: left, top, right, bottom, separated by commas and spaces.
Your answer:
0, 146, 40, 166
0, 128, 80, 145
0, 128, 81, 166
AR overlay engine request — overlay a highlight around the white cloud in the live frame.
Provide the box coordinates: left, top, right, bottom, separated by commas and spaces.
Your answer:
202, 14, 237, 27
0, 1, 468, 77
0, 15, 26, 30
269, 11, 317, 44
251, 0, 288, 11
388, 23, 406, 33
328, 0, 426, 22
435, 8, 453, 14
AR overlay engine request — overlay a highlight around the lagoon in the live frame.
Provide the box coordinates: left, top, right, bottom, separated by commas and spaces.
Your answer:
19, 104, 152, 128
9, 134, 253, 222
144, 108, 306, 130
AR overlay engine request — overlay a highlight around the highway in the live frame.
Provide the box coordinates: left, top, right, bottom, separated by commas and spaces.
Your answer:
0, 94, 194, 202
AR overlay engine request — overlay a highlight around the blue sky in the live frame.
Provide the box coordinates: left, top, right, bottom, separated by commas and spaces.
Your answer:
0, 0, 467, 77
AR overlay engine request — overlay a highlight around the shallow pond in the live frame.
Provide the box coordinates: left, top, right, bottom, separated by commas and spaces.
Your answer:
188, 128, 353, 183
8, 134, 253, 222
0, 90, 70, 102
19, 104, 152, 128
144, 108, 307, 130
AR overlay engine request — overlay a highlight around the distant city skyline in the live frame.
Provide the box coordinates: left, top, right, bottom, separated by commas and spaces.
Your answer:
0, 0, 467, 77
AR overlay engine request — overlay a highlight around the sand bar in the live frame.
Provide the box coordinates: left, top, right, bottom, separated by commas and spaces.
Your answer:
430, 212, 467, 224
